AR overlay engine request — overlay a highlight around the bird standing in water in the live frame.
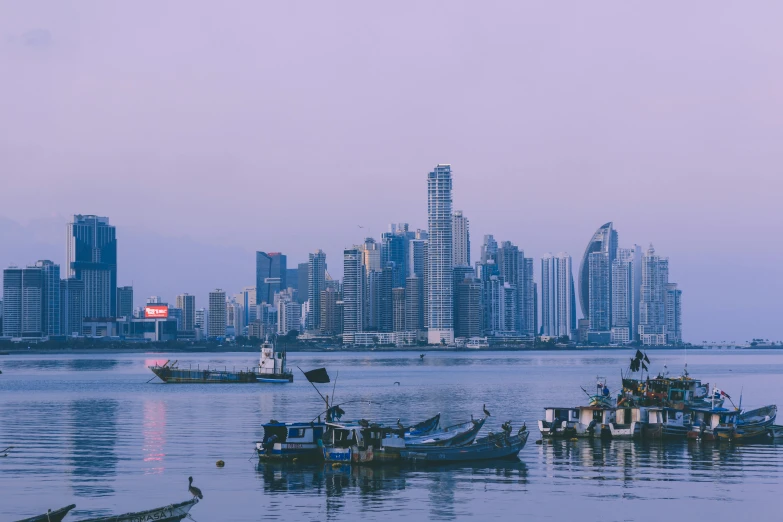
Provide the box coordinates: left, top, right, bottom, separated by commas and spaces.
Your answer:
419, 354, 425, 360
483, 404, 491, 417
188, 476, 203, 499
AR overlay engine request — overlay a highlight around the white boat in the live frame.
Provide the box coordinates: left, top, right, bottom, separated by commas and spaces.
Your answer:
644, 407, 692, 438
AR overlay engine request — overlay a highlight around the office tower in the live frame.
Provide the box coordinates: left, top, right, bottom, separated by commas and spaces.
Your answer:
195, 308, 207, 337
236, 286, 257, 326
35, 260, 60, 336
666, 283, 682, 344
116, 286, 133, 319
307, 250, 327, 331
60, 278, 85, 337
427, 164, 454, 344
532, 282, 538, 337
405, 276, 424, 333
373, 264, 394, 332
277, 294, 302, 335
297, 263, 309, 304
578, 222, 618, 326
320, 287, 341, 335
541, 253, 574, 339
409, 239, 427, 278
256, 252, 287, 306
392, 287, 406, 332
2, 266, 43, 337
480, 234, 498, 263
496, 242, 520, 333
518, 256, 535, 337
422, 241, 429, 329
286, 268, 299, 292
456, 278, 482, 338
208, 289, 226, 338
176, 293, 196, 332
588, 251, 611, 331
67, 214, 117, 318
611, 249, 633, 343
639, 245, 669, 345
168, 307, 183, 330
342, 248, 364, 343
452, 211, 470, 267
452, 265, 475, 336
381, 226, 408, 288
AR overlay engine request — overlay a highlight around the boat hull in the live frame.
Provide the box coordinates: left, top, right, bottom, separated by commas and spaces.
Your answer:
150, 366, 293, 383
14, 505, 76, 522
256, 441, 322, 461
400, 430, 529, 463
76, 499, 198, 522
643, 423, 691, 439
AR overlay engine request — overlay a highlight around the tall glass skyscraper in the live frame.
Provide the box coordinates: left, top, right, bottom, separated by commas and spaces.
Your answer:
256, 252, 287, 306
35, 260, 60, 336
541, 253, 575, 339
67, 215, 117, 318
578, 222, 618, 330
342, 248, 363, 344
427, 164, 454, 344
307, 250, 326, 331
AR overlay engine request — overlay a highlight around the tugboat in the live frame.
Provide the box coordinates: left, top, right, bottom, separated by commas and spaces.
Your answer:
149, 339, 293, 383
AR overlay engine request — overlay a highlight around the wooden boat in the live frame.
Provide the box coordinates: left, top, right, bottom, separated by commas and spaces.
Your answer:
688, 405, 777, 442
14, 504, 75, 522
767, 425, 783, 440
399, 426, 530, 463
256, 413, 442, 461
76, 498, 198, 522
643, 407, 692, 438
403, 417, 487, 448
149, 340, 293, 383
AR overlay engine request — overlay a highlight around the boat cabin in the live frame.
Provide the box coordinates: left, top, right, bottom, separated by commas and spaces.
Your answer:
577, 406, 615, 426
691, 408, 738, 430
258, 342, 287, 376
544, 408, 579, 425
262, 422, 324, 446
647, 407, 689, 426
614, 406, 646, 426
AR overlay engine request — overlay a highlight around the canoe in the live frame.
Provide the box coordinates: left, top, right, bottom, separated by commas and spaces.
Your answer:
405, 417, 486, 448
399, 428, 530, 463
14, 505, 76, 522
75, 498, 198, 522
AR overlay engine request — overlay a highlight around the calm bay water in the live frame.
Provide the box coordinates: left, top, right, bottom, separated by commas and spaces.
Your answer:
0, 349, 781, 521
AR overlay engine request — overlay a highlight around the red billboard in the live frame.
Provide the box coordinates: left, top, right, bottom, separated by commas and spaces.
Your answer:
144, 305, 169, 319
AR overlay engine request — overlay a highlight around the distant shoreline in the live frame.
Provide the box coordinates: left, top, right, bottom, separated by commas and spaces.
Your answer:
1, 345, 779, 356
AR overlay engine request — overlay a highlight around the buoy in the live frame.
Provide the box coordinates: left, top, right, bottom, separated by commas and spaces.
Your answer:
216, 460, 225, 467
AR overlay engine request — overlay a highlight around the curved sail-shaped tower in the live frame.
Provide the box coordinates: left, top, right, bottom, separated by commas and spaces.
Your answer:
578, 222, 618, 323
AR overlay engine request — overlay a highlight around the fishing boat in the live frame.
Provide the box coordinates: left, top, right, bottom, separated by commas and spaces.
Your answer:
256, 413, 442, 461
399, 425, 529, 463
76, 499, 199, 522
403, 417, 487, 448
688, 405, 777, 442
321, 422, 390, 464
149, 340, 293, 383
643, 407, 692, 438
14, 505, 75, 522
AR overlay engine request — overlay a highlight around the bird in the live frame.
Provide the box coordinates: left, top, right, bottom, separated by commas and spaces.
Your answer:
483, 404, 491, 417
359, 419, 370, 427
188, 476, 203, 499
397, 419, 404, 429
419, 354, 425, 360
393, 381, 400, 386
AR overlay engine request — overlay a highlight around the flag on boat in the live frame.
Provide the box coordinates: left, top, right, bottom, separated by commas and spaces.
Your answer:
304, 367, 330, 383
714, 388, 731, 399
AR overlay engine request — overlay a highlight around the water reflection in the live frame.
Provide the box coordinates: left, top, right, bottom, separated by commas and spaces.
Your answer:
142, 400, 166, 474
69, 399, 118, 497
3, 359, 124, 372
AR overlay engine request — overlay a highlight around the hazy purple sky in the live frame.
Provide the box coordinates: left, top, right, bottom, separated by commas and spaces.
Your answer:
2, 2, 782, 342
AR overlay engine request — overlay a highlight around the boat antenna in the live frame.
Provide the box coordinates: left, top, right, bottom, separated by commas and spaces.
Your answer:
738, 386, 743, 411
331, 370, 339, 407
310, 399, 382, 424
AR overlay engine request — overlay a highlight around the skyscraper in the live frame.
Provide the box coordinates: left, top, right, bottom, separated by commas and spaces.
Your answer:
297, 262, 308, 303
456, 278, 482, 338
405, 276, 424, 333
236, 286, 257, 325
35, 260, 60, 336
195, 308, 208, 338
497, 242, 520, 333
408, 239, 427, 278
342, 248, 364, 344
578, 222, 618, 327
452, 211, 470, 267
381, 226, 408, 288
2, 266, 43, 337
392, 287, 406, 333
116, 285, 133, 319
256, 252, 287, 306
452, 265, 475, 336
307, 250, 326, 331
277, 293, 302, 335
480, 234, 498, 263
176, 293, 196, 332
427, 164, 454, 344
610, 249, 633, 344
374, 264, 394, 332
588, 251, 611, 331
60, 278, 84, 336
541, 253, 575, 339
518, 255, 536, 337
666, 283, 682, 344
67, 215, 117, 318
320, 287, 341, 335
208, 289, 226, 338
639, 245, 669, 345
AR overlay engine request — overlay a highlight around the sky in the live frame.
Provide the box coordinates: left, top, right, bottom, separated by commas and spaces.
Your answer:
1, 2, 782, 343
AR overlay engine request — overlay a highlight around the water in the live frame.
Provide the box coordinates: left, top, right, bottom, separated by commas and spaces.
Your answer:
0, 350, 781, 521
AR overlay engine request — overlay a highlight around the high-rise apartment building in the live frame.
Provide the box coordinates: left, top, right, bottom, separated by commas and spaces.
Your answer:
277, 293, 302, 335
208, 289, 226, 338
236, 287, 257, 326
225, 299, 244, 336
452, 211, 470, 267
392, 287, 406, 333
541, 253, 575, 339
320, 287, 341, 335
35, 260, 60, 336
176, 293, 196, 332
381, 226, 408, 288
2, 266, 43, 337
307, 250, 327, 331
408, 239, 427, 279
610, 247, 642, 344
639, 245, 669, 345
578, 222, 618, 329
195, 308, 208, 337
456, 278, 482, 338
452, 265, 475, 336
67, 215, 117, 319
116, 285, 133, 319
518, 256, 535, 337
405, 276, 424, 333
480, 234, 498, 263
427, 164, 454, 344
60, 278, 84, 337
256, 252, 287, 306
342, 248, 364, 344
666, 283, 682, 344
297, 262, 308, 304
